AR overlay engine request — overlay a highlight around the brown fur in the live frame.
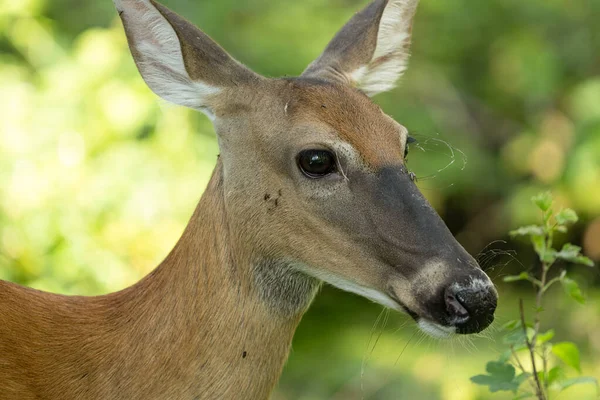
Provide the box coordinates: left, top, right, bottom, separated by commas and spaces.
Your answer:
286, 80, 404, 167
0, 163, 300, 399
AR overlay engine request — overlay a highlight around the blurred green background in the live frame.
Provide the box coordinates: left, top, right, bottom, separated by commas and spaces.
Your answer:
1, 0, 599, 398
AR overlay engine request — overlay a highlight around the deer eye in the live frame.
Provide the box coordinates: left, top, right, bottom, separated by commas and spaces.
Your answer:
297, 149, 337, 178
404, 136, 417, 159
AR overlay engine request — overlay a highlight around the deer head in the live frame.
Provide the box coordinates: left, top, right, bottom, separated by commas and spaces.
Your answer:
116, 0, 497, 337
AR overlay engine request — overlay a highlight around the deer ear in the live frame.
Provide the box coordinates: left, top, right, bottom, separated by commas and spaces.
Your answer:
114, 0, 260, 119
302, 0, 419, 97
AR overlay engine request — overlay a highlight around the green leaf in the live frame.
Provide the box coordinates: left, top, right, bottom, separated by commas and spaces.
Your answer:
540, 248, 557, 264
546, 366, 564, 385
503, 329, 526, 346
501, 320, 522, 331
532, 192, 553, 212
498, 349, 512, 363
471, 361, 525, 393
556, 244, 594, 266
554, 225, 567, 233
515, 372, 531, 386
537, 329, 555, 344
556, 376, 599, 392
561, 277, 585, 304
503, 272, 530, 283
502, 320, 520, 330
552, 341, 581, 373
558, 243, 582, 258
570, 255, 594, 267
531, 234, 546, 255
510, 225, 545, 237
555, 208, 578, 225
503, 328, 534, 347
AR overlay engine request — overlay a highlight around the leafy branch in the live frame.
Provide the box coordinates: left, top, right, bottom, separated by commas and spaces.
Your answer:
471, 192, 598, 400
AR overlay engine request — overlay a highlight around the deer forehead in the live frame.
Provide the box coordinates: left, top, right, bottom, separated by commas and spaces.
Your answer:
226, 79, 407, 168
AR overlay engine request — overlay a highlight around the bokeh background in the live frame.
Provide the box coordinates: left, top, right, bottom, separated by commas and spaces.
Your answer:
1, 0, 599, 398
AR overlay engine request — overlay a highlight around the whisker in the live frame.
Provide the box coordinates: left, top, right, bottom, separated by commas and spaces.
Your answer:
393, 330, 417, 367
361, 307, 389, 396
404, 133, 468, 191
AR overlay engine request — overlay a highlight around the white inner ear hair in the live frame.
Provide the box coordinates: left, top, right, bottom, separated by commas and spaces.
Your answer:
115, 0, 220, 117
350, 0, 417, 96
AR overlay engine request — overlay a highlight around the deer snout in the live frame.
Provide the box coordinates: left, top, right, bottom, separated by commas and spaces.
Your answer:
444, 276, 497, 334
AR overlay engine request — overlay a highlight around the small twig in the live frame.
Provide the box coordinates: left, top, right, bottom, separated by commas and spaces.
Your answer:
542, 276, 561, 293
527, 276, 544, 287
542, 344, 549, 394
526, 210, 554, 400
511, 346, 540, 394
520, 298, 545, 400
510, 346, 527, 373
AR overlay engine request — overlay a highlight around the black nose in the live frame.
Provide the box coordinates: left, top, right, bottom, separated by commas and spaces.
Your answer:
444, 282, 497, 334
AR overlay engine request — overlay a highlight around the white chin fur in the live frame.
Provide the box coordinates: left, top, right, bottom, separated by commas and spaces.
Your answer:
417, 319, 456, 339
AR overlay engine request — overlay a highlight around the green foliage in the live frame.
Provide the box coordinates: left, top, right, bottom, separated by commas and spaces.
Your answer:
537, 329, 555, 344
472, 193, 597, 399
503, 272, 531, 283
471, 361, 530, 393
561, 278, 585, 304
552, 342, 581, 373
555, 209, 578, 225
557, 245, 595, 267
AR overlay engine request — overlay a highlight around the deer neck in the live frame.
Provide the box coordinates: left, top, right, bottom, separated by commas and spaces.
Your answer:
110, 159, 319, 399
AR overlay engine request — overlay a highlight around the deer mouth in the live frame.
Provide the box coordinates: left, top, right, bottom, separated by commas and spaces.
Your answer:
386, 292, 455, 338
388, 297, 458, 339
416, 320, 457, 338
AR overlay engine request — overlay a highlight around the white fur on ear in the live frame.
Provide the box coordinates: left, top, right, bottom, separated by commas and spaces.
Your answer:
114, 0, 220, 119
351, 0, 418, 97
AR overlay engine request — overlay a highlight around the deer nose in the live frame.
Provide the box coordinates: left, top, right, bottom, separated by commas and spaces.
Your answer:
444, 281, 497, 334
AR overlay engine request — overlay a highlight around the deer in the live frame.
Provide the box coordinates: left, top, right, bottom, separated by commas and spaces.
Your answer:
0, 0, 498, 398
